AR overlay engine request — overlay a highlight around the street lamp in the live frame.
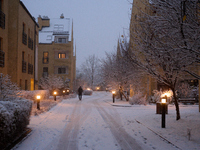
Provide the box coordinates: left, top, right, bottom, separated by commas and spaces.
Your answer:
112, 90, 116, 103
36, 95, 41, 110
161, 95, 167, 128
54, 91, 57, 101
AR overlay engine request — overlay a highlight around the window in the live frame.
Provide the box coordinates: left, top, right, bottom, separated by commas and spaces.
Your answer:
58, 38, 66, 43
0, 37, 2, 50
22, 23, 27, 45
54, 24, 64, 31
0, 39, 4, 67
28, 29, 33, 50
25, 80, 28, 90
47, 35, 52, 40
0, 0, 5, 29
58, 53, 66, 58
43, 67, 48, 77
22, 51, 25, 60
0, 0, 2, 11
19, 79, 22, 89
23, 23, 26, 33
43, 52, 49, 64
43, 67, 48, 72
58, 67, 66, 74
22, 52, 26, 73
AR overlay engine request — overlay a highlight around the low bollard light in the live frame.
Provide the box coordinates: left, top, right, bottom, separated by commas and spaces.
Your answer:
112, 90, 116, 103
161, 95, 167, 128
54, 91, 57, 101
36, 95, 41, 110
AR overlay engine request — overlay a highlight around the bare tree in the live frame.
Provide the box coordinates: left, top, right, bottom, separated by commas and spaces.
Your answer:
125, 0, 200, 120
81, 55, 100, 90
38, 74, 64, 91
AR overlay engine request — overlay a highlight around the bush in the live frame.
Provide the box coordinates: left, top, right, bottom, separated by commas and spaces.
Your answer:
0, 99, 32, 149
0, 74, 20, 101
20, 90, 50, 101
129, 92, 147, 105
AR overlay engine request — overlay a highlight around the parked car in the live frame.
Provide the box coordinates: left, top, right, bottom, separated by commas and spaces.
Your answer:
83, 88, 93, 95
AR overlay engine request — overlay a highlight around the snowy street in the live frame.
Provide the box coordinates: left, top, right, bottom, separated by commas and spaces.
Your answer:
13, 92, 200, 150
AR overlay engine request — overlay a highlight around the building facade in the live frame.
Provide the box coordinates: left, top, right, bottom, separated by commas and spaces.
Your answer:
130, 0, 200, 98
38, 14, 76, 91
0, 0, 39, 90
129, 0, 157, 97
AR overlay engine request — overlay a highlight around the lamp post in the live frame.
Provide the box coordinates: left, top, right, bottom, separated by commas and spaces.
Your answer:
36, 95, 41, 110
161, 95, 167, 128
54, 91, 57, 101
112, 90, 116, 103
67, 89, 70, 95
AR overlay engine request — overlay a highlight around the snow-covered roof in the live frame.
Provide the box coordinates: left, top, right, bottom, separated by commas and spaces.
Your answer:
39, 18, 70, 44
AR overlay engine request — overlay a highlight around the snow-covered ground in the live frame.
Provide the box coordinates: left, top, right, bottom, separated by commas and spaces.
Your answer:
13, 92, 200, 150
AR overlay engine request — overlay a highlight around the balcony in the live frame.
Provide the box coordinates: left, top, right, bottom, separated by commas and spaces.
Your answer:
22, 60, 26, 73
0, 50, 5, 67
28, 37, 33, 50
28, 63, 33, 74
22, 32, 27, 45
0, 10, 5, 29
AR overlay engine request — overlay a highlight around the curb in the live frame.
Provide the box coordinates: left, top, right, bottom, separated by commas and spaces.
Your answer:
104, 100, 133, 107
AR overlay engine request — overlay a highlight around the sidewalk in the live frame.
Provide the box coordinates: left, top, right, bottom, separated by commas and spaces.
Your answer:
104, 98, 133, 107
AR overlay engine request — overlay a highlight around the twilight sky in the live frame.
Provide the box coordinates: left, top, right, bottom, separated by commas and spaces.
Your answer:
21, 0, 132, 68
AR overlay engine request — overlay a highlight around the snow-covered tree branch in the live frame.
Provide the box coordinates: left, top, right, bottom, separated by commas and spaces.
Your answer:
124, 0, 200, 120
38, 74, 64, 91
0, 74, 20, 101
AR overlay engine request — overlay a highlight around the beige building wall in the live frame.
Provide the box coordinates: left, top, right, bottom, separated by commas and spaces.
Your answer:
1, 0, 39, 90
0, 0, 8, 75
38, 16, 76, 91
130, 0, 157, 97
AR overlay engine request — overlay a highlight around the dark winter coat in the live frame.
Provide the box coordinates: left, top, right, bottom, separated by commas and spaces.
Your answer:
78, 86, 83, 95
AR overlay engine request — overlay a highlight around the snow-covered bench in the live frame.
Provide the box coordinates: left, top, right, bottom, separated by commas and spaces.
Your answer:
178, 98, 196, 104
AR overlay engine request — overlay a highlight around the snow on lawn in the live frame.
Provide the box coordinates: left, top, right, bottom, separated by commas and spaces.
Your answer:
13, 92, 200, 150
106, 98, 200, 150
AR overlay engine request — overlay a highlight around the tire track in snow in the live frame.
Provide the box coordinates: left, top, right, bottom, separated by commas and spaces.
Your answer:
93, 100, 143, 150
55, 100, 92, 150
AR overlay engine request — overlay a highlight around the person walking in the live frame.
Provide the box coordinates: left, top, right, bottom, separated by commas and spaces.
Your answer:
78, 86, 83, 100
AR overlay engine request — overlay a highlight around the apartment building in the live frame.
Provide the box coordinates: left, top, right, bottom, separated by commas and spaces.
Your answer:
0, 0, 39, 90
38, 14, 76, 91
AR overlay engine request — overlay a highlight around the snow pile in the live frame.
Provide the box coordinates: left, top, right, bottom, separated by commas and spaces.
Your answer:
0, 99, 32, 149
129, 92, 147, 105
31, 98, 62, 116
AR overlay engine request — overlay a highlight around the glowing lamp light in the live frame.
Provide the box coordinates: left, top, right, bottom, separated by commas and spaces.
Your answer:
112, 91, 116, 94
54, 91, 57, 95
36, 95, 41, 100
96, 87, 100, 90
67, 89, 70, 92
87, 88, 91, 91
63, 90, 66, 93
161, 92, 172, 98
161, 98, 166, 103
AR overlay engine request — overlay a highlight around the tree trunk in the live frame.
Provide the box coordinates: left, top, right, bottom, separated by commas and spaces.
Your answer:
172, 88, 181, 120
